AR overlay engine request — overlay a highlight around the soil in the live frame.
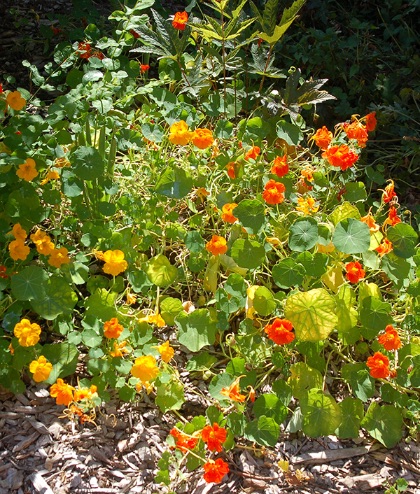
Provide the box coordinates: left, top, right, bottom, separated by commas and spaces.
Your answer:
1, 2, 420, 494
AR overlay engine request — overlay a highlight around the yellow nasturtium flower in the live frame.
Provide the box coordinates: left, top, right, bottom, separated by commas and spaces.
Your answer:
157, 340, 175, 363
131, 355, 159, 383
168, 121, 194, 146
102, 249, 128, 276
29, 356, 53, 382
14, 319, 41, 347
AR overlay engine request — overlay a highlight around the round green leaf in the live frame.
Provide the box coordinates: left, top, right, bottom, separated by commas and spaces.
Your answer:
288, 217, 319, 252
230, 238, 265, 269
332, 218, 370, 254
301, 389, 342, 437
11, 266, 49, 301
284, 288, 337, 341
361, 402, 403, 448
359, 296, 393, 338
160, 297, 184, 325
288, 362, 323, 401
30, 276, 78, 320
155, 379, 185, 413
253, 286, 276, 316
71, 146, 105, 180
272, 258, 306, 288
253, 394, 288, 423
175, 309, 217, 352
146, 254, 178, 287
244, 416, 280, 447
234, 199, 266, 234
387, 223, 418, 259
336, 397, 364, 439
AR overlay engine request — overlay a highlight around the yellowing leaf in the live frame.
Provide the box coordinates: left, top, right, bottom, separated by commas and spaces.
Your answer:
285, 288, 337, 342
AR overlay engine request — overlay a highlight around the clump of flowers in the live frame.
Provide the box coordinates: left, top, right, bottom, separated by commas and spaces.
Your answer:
322, 144, 359, 171
30, 229, 55, 255
296, 195, 319, 215
264, 318, 295, 345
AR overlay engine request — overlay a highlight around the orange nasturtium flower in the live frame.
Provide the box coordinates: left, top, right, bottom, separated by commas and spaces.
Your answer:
29, 356, 53, 382
382, 179, 397, 203
203, 458, 230, 484
345, 261, 365, 283
14, 319, 41, 347
206, 235, 228, 255
312, 126, 333, 149
157, 340, 174, 363
378, 325, 402, 351
50, 378, 75, 406
30, 229, 55, 255
201, 423, 227, 452
244, 145, 260, 161
360, 211, 380, 232
221, 203, 238, 223
48, 246, 71, 268
40, 170, 60, 185
226, 162, 237, 179
264, 318, 295, 345
383, 205, 401, 227
16, 158, 38, 181
102, 249, 128, 276
221, 376, 246, 403
270, 155, 289, 177
110, 340, 130, 358
6, 90, 26, 111
168, 120, 194, 145
364, 111, 377, 132
262, 179, 286, 205
172, 11, 188, 30
77, 42, 92, 58
343, 121, 369, 148
131, 355, 159, 383
296, 196, 319, 215
140, 64, 150, 73
9, 223, 27, 240
73, 384, 97, 402
8, 239, 30, 261
375, 238, 393, 257
192, 128, 214, 149
366, 351, 390, 379
322, 144, 359, 171
103, 317, 124, 339
170, 427, 199, 452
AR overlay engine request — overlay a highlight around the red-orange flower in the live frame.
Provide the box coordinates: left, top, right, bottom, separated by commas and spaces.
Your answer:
192, 128, 214, 149
322, 144, 359, 170
170, 427, 198, 452
262, 179, 286, 205
201, 423, 227, 452
103, 317, 123, 339
378, 324, 402, 351
343, 121, 369, 147
77, 42, 92, 58
375, 238, 393, 257
264, 318, 295, 345
366, 351, 390, 379
206, 235, 227, 255
221, 203, 238, 223
50, 378, 75, 406
244, 145, 260, 161
140, 64, 150, 73
221, 376, 246, 403
384, 205, 401, 227
360, 211, 380, 232
172, 11, 188, 30
203, 458, 230, 483
382, 180, 397, 203
270, 155, 289, 177
365, 112, 377, 132
345, 261, 365, 283
226, 162, 236, 179
313, 126, 333, 149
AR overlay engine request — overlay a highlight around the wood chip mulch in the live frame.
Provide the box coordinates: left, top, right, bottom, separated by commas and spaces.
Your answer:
1, 386, 419, 494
